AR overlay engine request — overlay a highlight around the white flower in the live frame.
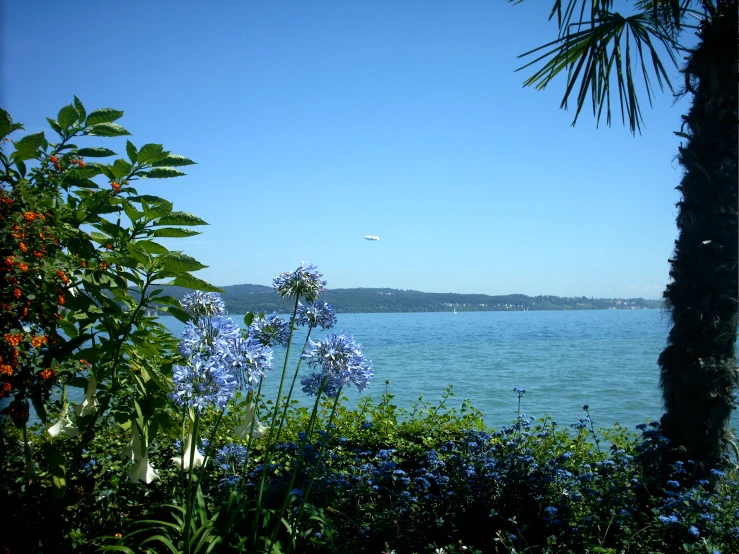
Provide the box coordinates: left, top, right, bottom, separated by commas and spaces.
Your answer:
119, 422, 141, 461
128, 449, 158, 484
73, 375, 98, 418
121, 422, 159, 483
233, 400, 269, 439
47, 412, 79, 438
172, 425, 205, 471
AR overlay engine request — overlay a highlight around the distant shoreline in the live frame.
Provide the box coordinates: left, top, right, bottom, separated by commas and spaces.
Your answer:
160, 284, 662, 314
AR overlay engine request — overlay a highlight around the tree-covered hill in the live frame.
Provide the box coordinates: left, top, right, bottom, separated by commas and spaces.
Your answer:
158, 284, 661, 314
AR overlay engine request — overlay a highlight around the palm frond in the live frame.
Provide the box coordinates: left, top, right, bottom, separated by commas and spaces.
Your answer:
516, 5, 682, 133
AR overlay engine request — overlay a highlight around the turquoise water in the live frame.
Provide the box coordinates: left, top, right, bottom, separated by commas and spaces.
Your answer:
163, 309, 671, 432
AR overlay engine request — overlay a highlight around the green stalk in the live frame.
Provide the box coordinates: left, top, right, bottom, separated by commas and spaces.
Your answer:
266, 377, 326, 554
255, 296, 301, 547
197, 407, 225, 486
22, 423, 34, 484
240, 381, 264, 491
273, 325, 314, 444
293, 387, 343, 545
183, 411, 201, 554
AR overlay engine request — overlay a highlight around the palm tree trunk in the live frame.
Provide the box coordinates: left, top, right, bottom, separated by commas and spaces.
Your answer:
658, 0, 738, 471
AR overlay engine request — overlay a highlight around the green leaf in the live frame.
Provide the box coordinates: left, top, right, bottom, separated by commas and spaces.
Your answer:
155, 212, 208, 226
73, 96, 86, 121
121, 198, 145, 222
87, 122, 131, 137
0, 108, 13, 138
137, 143, 167, 165
85, 108, 124, 126
167, 273, 221, 292
159, 305, 190, 323
111, 158, 133, 179
151, 227, 201, 238
244, 312, 255, 327
12, 131, 46, 161
15, 159, 26, 178
134, 240, 169, 255
159, 252, 207, 273
143, 167, 186, 179
142, 198, 173, 220
151, 154, 196, 167
125, 140, 138, 164
75, 147, 116, 158
49, 446, 67, 499
70, 163, 104, 178
97, 546, 137, 553
58, 104, 79, 128
46, 117, 63, 137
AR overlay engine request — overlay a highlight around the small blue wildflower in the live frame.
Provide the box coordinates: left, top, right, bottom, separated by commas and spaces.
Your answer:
666, 480, 680, 489
687, 525, 700, 538
513, 387, 526, 395
658, 514, 679, 525
273, 262, 326, 302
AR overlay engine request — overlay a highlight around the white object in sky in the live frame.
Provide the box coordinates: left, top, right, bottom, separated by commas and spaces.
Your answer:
364, 235, 380, 241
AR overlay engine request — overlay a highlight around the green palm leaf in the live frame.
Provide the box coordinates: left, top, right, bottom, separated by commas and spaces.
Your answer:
513, 0, 686, 133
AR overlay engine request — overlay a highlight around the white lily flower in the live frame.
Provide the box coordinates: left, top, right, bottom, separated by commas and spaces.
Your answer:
128, 448, 158, 484
172, 426, 205, 471
120, 422, 159, 483
119, 422, 141, 461
233, 400, 269, 439
47, 412, 79, 438
73, 375, 98, 418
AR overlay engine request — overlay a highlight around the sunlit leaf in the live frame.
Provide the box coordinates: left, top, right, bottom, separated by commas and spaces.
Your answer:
85, 108, 124, 126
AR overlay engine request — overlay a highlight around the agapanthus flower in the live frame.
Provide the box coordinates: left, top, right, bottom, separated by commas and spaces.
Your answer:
171, 355, 237, 413
179, 315, 241, 358
72, 375, 98, 418
249, 313, 291, 347
273, 262, 326, 302
296, 301, 337, 330
180, 290, 226, 319
301, 332, 373, 393
172, 424, 205, 471
215, 443, 247, 472
226, 335, 273, 391
300, 371, 342, 398
233, 399, 269, 439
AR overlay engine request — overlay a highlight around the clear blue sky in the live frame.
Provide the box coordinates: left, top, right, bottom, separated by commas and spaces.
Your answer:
2, 0, 691, 299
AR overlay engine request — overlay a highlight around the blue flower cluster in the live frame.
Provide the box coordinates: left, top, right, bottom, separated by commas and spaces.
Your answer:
300, 332, 373, 396
249, 313, 291, 348
273, 262, 326, 302
296, 301, 337, 330
172, 292, 274, 412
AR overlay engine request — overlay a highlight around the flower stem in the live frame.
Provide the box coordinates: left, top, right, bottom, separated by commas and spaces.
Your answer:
255, 296, 301, 547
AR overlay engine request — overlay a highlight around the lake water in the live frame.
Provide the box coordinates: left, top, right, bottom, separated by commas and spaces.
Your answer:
163, 309, 673, 432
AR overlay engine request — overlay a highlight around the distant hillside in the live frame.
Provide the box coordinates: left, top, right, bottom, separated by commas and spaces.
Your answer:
158, 284, 661, 314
